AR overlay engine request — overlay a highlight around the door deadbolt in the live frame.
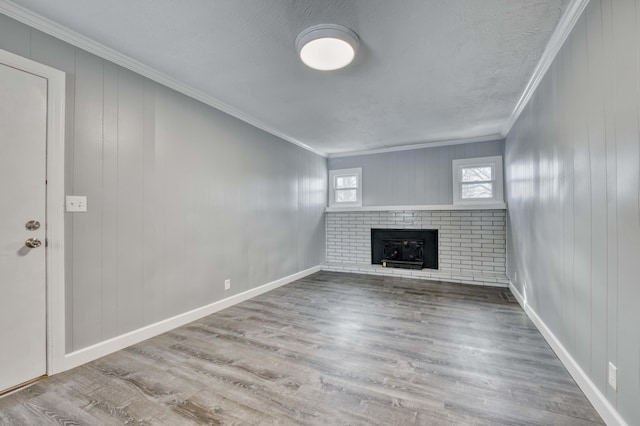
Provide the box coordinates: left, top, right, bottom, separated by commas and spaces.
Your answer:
25, 238, 42, 248
25, 220, 40, 231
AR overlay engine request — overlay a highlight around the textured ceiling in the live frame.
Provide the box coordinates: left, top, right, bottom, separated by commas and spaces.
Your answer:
9, 0, 570, 155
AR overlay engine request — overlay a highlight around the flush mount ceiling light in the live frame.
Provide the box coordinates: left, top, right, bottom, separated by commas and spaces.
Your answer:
296, 24, 359, 71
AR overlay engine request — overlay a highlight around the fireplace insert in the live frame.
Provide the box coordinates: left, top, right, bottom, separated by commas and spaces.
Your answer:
371, 229, 438, 270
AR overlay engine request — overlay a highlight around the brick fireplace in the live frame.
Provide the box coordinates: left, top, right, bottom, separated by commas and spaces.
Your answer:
322, 209, 508, 287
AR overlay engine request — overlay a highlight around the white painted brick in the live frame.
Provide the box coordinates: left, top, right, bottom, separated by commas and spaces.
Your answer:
452, 254, 472, 260
482, 243, 504, 248
482, 261, 505, 267
441, 242, 461, 247
461, 243, 482, 248
326, 209, 506, 285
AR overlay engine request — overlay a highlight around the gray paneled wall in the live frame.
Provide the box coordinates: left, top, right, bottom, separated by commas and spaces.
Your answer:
505, 0, 640, 424
328, 140, 504, 206
0, 14, 327, 353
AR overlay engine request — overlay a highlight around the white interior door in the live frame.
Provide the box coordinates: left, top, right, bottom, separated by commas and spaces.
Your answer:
0, 62, 48, 393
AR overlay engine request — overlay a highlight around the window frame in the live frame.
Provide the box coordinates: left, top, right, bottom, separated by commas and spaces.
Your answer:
452, 156, 503, 204
329, 168, 362, 207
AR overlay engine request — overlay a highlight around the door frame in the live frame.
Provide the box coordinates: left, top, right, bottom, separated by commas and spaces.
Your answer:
1, 48, 66, 375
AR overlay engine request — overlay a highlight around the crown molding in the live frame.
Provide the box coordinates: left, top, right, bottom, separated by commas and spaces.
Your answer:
502, 0, 591, 137
328, 134, 504, 158
0, 0, 327, 158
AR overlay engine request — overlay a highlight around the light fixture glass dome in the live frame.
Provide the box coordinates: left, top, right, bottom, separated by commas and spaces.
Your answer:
296, 24, 359, 71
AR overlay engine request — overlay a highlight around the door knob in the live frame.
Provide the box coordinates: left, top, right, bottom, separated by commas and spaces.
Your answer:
25, 220, 41, 231
25, 238, 42, 248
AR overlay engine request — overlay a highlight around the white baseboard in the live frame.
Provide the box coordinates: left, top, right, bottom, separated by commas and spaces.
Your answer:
508, 283, 627, 426
63, 265, 321, 371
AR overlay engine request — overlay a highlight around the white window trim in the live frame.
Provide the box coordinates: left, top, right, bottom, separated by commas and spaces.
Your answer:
329, 168, 362, 207
452, 156, 504, 204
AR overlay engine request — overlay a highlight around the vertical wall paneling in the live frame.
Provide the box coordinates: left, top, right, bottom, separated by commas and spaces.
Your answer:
296, 148, 305, 272
395, 152, 410, 205
142, 80, 158, 323
116, 68, 145, 333
601, 2, 619, 406
101, 62, 119, 340
161, 91, 192, 314
584, 0, 608, 392
72, 51, 104, 350
328, 140, 504, 207
0, 14, 326, 355
299, 151, 309, 271
505, 1, 640, 423
612, 0, 640, 421
570, 15, 592, 375
152, 87, 167, 320
560, 38, 576, 355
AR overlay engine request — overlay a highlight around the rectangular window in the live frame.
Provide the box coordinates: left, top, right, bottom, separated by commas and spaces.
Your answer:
329, 168, 362, 207
452, 156, 503, 204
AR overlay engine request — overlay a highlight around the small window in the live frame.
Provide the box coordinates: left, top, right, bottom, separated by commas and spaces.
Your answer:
329, 168, 362, 207
452, 156, 503, 204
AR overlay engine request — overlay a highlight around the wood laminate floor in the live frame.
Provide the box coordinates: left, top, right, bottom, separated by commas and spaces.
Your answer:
0, 272, 603, 425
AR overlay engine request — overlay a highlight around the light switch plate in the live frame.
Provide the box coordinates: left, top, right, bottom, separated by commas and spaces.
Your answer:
66, 195, 87, 212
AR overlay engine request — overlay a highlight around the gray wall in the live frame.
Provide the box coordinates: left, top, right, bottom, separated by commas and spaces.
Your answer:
0, 14, 327, 353
505, 1, 640, 423
328, 140, 504, 206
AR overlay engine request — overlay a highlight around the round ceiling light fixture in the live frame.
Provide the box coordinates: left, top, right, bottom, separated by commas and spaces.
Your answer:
295, 24, 359, 71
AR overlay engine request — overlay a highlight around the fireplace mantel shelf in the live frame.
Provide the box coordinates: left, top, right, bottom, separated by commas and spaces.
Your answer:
325, 203, 507, 213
